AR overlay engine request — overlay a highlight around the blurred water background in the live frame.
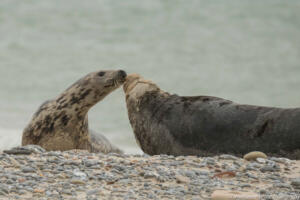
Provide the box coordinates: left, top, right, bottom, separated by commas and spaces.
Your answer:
0, 0, 300, 153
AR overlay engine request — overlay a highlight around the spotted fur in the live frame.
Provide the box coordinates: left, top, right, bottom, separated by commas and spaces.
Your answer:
22, 70, 126, 153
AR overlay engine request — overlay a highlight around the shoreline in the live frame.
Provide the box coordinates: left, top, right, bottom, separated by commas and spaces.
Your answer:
0, 146, 299, 200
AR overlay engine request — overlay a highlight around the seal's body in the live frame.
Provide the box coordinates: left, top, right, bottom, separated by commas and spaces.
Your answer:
123, 74, 300, 158
22, 70, 126, 153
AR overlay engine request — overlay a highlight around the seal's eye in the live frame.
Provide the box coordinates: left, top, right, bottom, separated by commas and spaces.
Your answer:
98, 72, 105, 77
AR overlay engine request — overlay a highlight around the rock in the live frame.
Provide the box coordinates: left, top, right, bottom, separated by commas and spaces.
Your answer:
45, 191, 52, 196
17, 190, 26, 195
291, 178, 300, 188
243, 151, 267, 161
260, 164, 280, 173
4, 145, 45, 155
70, 179, 86, 185
87, 189, 101, 196
34, 188, 45, 193
259, 189, 267, 194
211, 190, 259, 200
175, 175, 190, 184
273, 183, 291, 189
245, 163, 261, 171
219, 155, 239, 160
205, 158, 216, 165
21, 167, 36, 173
143, 172, 157, 179
61, 189, 72, 195
73, 169, 87, 180
245, 172, 258, 179
0, 185, 9, 194
269, 157, 291, 164
45, 151, 62, 157
156, 176, 168, 182
256, 158, 266, 164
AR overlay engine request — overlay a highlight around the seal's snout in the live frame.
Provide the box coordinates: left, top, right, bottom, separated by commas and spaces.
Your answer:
118, 70, 127, 79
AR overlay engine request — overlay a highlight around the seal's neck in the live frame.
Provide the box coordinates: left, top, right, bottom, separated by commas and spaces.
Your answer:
125, 80, 170, 114
55, 85, 107, 115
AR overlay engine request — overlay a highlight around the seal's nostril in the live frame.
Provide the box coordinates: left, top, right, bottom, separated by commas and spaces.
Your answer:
118, 70, 127, 79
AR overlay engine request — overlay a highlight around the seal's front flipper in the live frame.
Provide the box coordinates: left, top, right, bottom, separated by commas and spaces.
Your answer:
89, 129, 123, 154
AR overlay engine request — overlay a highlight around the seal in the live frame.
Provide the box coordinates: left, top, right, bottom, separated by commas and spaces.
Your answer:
123, 74, 300, 159
22, 70, 127, 153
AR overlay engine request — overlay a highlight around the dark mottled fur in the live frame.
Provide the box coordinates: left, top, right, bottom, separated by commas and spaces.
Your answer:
22, 70, 126, 153
124, 74, 300, 159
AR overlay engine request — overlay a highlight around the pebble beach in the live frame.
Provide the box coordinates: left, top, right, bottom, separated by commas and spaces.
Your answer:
0, 145, 299, 200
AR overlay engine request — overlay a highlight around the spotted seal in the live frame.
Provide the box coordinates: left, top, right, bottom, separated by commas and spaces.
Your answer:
22, 70, 126, 153
123, 74, 300, 159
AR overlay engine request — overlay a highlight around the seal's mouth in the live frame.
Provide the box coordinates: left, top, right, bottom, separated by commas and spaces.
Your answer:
104, 70, 127, 88
104, 79, 125, 88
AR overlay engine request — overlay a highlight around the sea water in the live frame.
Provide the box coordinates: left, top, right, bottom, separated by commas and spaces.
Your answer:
0, 0, 300, 153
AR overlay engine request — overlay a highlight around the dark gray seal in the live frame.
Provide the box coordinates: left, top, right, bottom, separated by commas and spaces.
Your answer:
123, 74, 300, 159
22, 70, 126, 153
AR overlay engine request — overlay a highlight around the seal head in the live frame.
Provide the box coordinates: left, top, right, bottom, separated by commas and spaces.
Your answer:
22, 70, 126, 153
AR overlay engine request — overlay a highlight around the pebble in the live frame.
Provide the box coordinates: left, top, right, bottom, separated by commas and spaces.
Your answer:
256, 158, 266, 164
260, 164, 280, 173
0, 145, 298, 199
175, 175, 190, 184
243, 151, 267, 161
73, 169, 87, 180
86, 188, 101, 196
273, 183, 291, 189
143, 172, 158, 179
21, 167, 36, 173
211, 190, 259, 200
291, 178, 300, 188
3, 145, 46, 155
269, 157, 291, 164
70, 179, 86, 185
219, 154, 239, 160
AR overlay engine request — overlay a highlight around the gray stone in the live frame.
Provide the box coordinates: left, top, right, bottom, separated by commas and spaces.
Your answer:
0, 185, 9, 194
17, 189, 26, 195
291, 178, 300, 188
156, 176, 168, 182
246, 172, 258, 179
22, 167, 36, 173
82, 160, 99, 167
70, 179, 86, 185
246, 162, 261, 171
3, 145, 45, 155
144, 172, 158, 179
45, 151, 62, 157
205, 158, 216, 165
63, 160, 80, 166
274, 183, 291, 189
240, 184, 251, 188
61, 189, 72, 195
260, 165, 279, 173
87, 189, 101, 196
219, 154, 239, 160
73, 169, 87, 180
6, 179, 14, 184
45, 190, 52, 196
269, 157, 291, 164
259, 189, 267, 194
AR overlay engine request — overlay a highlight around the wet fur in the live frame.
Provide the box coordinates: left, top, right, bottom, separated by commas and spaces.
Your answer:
124, 74, 300, 159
